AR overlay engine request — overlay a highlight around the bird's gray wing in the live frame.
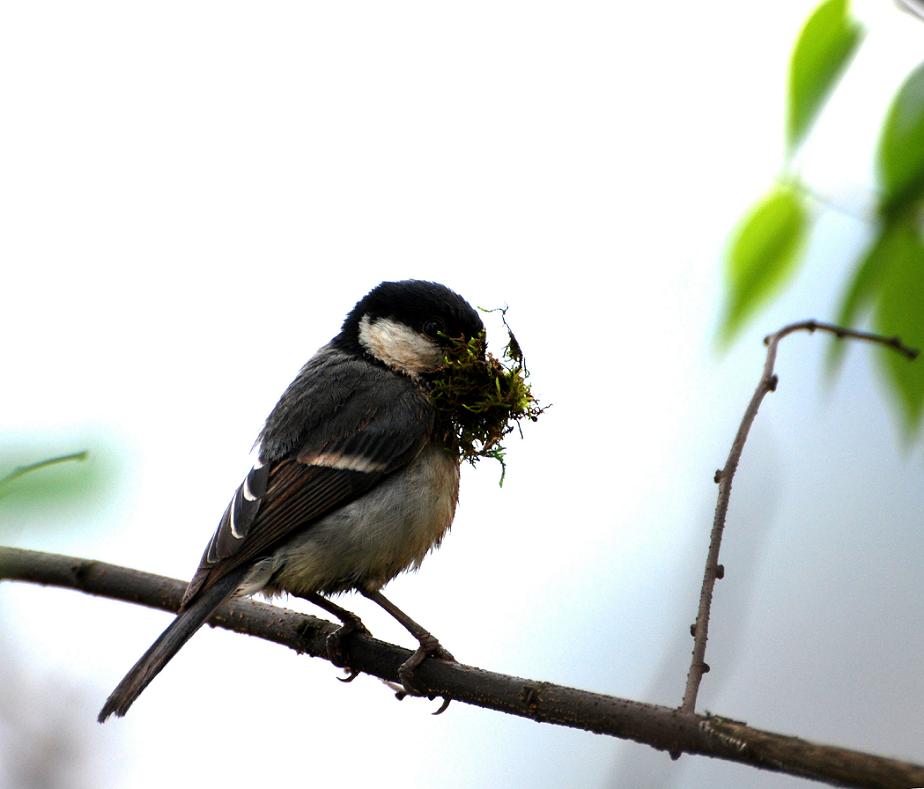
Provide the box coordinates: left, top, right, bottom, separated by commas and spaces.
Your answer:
181, 357, 434, 608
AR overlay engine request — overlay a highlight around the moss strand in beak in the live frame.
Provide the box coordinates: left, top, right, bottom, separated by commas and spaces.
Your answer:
426, 319, 545, 484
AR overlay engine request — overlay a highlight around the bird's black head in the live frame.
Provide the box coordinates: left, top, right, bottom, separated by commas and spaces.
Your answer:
335, 280, 484, 377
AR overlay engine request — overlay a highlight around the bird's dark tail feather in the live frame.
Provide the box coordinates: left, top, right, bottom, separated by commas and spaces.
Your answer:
98, 569, 246, 722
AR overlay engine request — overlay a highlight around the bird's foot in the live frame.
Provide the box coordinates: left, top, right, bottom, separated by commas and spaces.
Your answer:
394, 633, 455, 712
326, 616, 371, 681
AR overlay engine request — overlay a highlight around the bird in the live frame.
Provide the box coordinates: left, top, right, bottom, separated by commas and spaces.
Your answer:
99, 279, 485, 721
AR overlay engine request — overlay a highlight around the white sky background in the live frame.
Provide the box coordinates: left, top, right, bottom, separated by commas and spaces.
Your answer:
2, 2, 923, 788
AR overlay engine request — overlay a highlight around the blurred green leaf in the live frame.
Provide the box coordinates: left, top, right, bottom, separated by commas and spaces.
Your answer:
878, 62, 924, 218
787, 0, 861, 151
0, 452, 88, 494
0, 446, 110, 527
722, 186, 808, 342
873, 223, 924, 432
827, 223, 903, 370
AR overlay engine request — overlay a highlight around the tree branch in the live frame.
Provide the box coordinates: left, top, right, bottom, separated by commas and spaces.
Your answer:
1, 546, 922, 789
680, 320, 919, 714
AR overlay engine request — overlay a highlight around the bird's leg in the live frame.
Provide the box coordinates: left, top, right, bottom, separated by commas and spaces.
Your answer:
295, 592, 370, 679
360, 589, 455, 698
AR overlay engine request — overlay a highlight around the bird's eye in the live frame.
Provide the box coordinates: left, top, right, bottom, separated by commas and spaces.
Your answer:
423, 319, 444, 338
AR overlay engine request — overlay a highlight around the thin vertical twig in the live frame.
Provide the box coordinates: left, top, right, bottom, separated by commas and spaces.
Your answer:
680, 320, 918, 714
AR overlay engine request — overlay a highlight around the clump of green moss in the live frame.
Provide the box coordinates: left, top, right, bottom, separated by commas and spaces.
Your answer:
427, 311, 545, 484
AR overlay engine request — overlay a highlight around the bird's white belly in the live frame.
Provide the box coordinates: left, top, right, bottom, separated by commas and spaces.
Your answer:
253, 444, 460, 597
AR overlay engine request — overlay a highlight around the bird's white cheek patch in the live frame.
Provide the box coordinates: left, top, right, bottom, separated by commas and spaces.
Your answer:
358, 315, 442, 376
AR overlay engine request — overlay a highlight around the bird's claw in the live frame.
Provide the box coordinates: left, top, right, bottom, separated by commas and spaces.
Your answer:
325, 618, 371, 675
390, 682, 453, 714
395, 633, 456, 712
337, 668, 360, 683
